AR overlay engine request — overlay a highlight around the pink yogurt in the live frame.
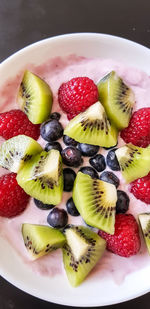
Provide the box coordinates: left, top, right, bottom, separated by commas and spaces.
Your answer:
0, 55, 150, 284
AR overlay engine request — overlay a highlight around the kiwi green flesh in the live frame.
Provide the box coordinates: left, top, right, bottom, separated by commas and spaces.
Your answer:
97, 71, 135, 130
64, 101, 118, 147
18, 70, 53, 124
116, 144, 150, 183
0, 135, 42, 172
22, 223, 66, 260
17, 149, 63, 205
139, 214, 150, 255
72, 172, 117, 234
62, 225, 106, 287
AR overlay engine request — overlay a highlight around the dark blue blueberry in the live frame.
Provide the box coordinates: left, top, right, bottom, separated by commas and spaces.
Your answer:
106, 148, 120, 171
99, 171, 120, 188
66, 197, 80, 216
44, 141, 62, 153
116, 190, 130, 214
50, 112, 61, 121
63, 168, 76, 192
63, 135, 78, 147
89, 154, 106, 172
103, 143, 118, 150
47, 208, 68, 228
77, 143, 99, 157
61, 146, 82, 167
40, 119, 63, 142
79, 166, 99, 179
34, 198, 55, 210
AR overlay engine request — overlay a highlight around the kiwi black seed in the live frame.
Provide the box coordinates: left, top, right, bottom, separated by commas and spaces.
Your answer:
72, 172, 117, 234
62, 225, 106, 286
64, 101, 118, 147
17, 149, 63, 205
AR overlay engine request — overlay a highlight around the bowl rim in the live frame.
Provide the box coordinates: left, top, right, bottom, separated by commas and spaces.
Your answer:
0, 32, 149, 68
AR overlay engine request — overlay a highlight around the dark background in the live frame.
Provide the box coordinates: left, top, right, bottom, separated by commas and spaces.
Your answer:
0, 0, 150, 308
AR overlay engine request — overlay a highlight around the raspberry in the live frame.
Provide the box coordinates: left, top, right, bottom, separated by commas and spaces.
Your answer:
0, 173, 29, 217
67, 112, 78, 121
130, 172, 150, 204
121, 108, 150, 148
0, 109, 40, 140
98, 214, 141, 257
58, 77, 98, 119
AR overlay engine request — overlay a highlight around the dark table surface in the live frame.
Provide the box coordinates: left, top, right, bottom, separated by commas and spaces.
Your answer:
0, 0, 150, 308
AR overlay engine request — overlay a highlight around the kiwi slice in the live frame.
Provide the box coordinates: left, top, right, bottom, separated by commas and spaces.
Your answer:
17, 70, 53, 124
115, 144, 150, 183
62, 225, 106, 287
139, 214, 150, 255
17, 149, 63, 204
22, 223, 66, 260
97, 71, 135, 130
64, 101, 118, 147
0, 135, 42, 172
72, 172, 117, 234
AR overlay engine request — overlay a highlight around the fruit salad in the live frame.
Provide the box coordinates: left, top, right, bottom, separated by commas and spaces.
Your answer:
0, 55, 150, 287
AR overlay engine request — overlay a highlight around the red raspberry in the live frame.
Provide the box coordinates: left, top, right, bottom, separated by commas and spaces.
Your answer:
0, 109, 40, 140
0, 173, 29, 217
98, 214, 141, 257
130, 172, 150, 204
58, 77, 98, 119
121, 108, 150, 148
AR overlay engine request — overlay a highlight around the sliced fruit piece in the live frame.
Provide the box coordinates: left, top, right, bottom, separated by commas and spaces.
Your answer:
17, 70, 53, 124
116, 144, 150, 183
0, 135, 42, 172
22, 223, 66, 260
97, 71, 135, 130
64, 101, 118, 147
17, 149, 63, 204
62, 225, 106, 287
139, 213, 150, 255
72, 172, 117, 234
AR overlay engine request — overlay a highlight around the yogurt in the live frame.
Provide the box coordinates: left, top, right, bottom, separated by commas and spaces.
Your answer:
0, 55, 150, 284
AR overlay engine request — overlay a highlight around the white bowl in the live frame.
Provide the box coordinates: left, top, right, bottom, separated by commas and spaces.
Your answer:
0, 33, 150, 307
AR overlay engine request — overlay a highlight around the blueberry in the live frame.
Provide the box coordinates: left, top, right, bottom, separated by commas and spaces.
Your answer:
79, 166, 99, 179
47, 208, 68, 228
63, 135, 78, 147
77, 143, 99, 157
116, 190, 130, 214
49, 112, 61, 121
61, 146, 82, 167
89, 154, 106, 172
63, 168, 76, 192
44, 141, 62, 153
99, 171, 120, 188
34, 198, 55, 210
66, 197, 80, 216
40, 119, 63, 142
106, 148, 120, 171
103, 143, 118, 150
